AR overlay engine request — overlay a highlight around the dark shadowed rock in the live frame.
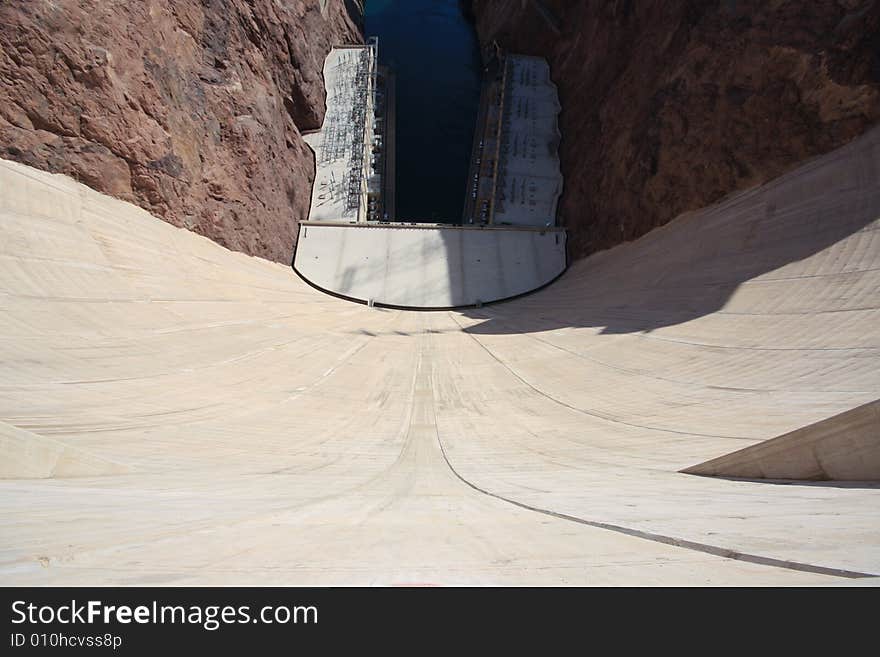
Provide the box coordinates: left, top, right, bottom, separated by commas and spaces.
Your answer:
471, 0, 880, 259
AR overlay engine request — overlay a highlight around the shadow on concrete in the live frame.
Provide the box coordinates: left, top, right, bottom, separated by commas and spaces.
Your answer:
687, 474, 880, 490
459, 127, 880, 336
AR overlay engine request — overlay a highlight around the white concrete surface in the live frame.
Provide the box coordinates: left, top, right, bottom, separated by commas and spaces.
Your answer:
493, 56, 562, 227
293, 222, 567, 307
1, 125, 879, 585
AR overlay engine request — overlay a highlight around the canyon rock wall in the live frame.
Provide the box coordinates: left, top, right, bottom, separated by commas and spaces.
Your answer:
0, 0, 362, 263
472, 0, 880, 258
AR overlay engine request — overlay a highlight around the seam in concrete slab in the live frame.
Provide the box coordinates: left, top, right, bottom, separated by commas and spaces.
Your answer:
434, 323, 878, 579
433, 418, 877, 579
447, 312, 755, 440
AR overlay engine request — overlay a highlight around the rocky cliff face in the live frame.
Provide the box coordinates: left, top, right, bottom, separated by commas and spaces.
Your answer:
472, 0, 880, 259
0, 0, 362, 263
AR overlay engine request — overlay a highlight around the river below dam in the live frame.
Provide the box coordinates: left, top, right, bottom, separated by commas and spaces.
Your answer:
365, 0, 482, 223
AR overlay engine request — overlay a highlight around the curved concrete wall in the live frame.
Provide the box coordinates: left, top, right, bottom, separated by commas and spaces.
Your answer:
293, 222, 567, 308
1, 124, 879, 584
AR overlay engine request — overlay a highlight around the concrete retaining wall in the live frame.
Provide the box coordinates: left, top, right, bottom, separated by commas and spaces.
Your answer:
293, 222, 566, 308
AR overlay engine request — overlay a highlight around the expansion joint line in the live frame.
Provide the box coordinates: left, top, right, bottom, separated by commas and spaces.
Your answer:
433, 316, 878, 580
445, 312, 748, 439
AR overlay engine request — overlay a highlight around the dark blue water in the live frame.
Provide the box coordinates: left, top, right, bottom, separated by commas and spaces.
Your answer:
365, 0, 482, 222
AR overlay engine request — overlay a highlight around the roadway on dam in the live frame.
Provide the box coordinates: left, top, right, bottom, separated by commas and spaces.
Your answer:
1, 126, 879, 585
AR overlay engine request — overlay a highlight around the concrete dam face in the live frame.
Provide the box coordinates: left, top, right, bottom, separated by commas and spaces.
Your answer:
1, 121, 879, 584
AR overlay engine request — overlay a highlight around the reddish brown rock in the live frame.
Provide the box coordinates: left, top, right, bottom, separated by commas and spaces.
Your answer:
0, 0, 362, 263
471, 0, 880, 259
